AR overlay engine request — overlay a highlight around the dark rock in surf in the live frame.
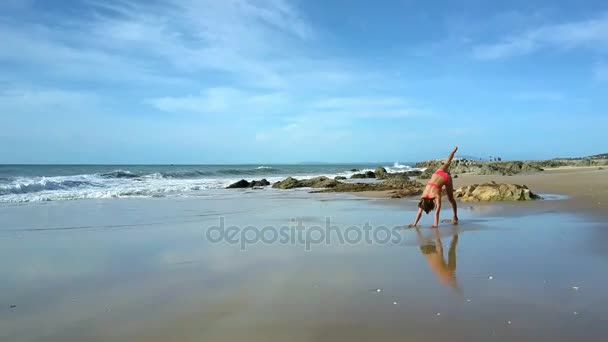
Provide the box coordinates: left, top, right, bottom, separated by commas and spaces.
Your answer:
227, 179, 250, 188
350, 171, 376, 179
250, 179, 270, 187
227, 178, 270, 189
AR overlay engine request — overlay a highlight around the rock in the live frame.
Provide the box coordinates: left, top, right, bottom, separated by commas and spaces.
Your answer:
404, 170, 423, 177
454, 174, 459, 178
227, 178, 270, 188
272, 177, 300, 189
312, 178, 424, 196
334, 176, 347, 180
389, 188, 424, 198
301, 176, 339, 188
226, 179, 250, 188
350, 171, 376, 179
381, 178, 414, 189
384, 172, 410, 181
350, 168, 360, 172
419, 168, 434, 179
374, 167, 388, 179
250, 179, 270, 187
454, 182, 541, 202
599, 167, 604, 170
272, 176, 339, 189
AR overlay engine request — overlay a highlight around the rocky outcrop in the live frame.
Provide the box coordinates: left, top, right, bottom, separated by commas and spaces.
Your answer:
334, 176, 347, 180
418, 168, 434, 179
350, 171, 376, 179
374, 167, 388, 179
302, 176, 339, 188
227, 179, 270, 189
418, 157, 608, 176
454, 182, 541, 202
272, 176, 338, 189
374, 166, 413, 180
313, 178, 424, 196
415, 159, 544, 176
272, 177, 300, 189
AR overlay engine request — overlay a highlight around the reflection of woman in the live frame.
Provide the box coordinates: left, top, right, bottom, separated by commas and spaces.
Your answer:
415, 228, 460, 292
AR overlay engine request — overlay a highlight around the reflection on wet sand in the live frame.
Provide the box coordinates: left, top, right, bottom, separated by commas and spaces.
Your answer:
415, 228, 460, 292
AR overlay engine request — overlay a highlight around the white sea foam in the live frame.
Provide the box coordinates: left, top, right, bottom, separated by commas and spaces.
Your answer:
0, 164, 423, 203
0, 174, 283, 203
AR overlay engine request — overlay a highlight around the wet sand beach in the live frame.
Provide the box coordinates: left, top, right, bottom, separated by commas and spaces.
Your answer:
1, 168, 608, 341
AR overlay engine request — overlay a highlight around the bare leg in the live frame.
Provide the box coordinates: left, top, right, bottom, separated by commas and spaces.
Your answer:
439, 146, 458, 171
446, 176, 458, 224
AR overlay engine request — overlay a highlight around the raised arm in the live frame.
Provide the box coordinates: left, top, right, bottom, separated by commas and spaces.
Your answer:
439, 146, 458, 171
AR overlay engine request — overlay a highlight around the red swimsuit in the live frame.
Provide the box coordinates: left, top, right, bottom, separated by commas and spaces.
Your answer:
423, 169, 450, 199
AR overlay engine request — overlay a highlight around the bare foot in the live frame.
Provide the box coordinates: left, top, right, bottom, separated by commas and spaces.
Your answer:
407, 224, 417, 228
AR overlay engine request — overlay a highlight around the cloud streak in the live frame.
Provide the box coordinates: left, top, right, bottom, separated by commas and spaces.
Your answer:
473, 12, 608, 60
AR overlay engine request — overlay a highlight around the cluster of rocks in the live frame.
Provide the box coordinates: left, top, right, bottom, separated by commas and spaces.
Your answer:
225, 165, 545, 202
454, 182, 541, 202
417, 157, 608, 179
349, 167, 421, 180
226, 171, 425, 197
416, 159, 544, 178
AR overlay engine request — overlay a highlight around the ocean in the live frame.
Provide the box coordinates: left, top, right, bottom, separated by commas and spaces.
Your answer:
0, 163, 419, 203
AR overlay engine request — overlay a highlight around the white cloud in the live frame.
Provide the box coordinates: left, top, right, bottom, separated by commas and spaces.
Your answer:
473, 13, 608, 60
149, 87, 289, 115
311, 96, 425, 119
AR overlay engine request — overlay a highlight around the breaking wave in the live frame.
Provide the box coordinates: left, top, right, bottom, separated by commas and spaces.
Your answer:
0, 163, 421, 203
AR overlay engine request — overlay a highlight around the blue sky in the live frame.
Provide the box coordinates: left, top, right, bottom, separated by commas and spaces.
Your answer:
1, 0, 607, 164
